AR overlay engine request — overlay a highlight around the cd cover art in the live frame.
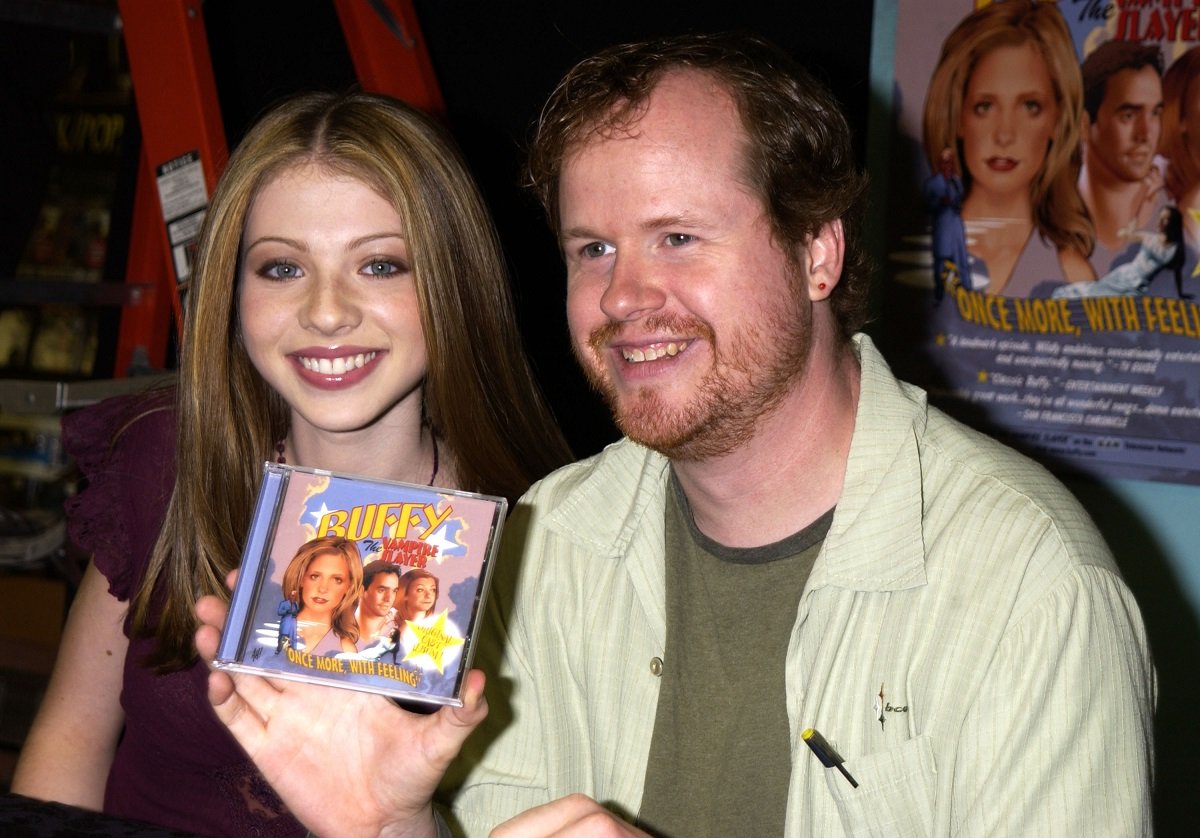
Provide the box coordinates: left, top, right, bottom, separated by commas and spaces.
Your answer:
214, 463, 507, 707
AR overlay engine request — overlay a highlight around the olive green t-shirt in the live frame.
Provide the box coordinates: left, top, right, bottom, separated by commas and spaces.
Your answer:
637, 472, 830, 837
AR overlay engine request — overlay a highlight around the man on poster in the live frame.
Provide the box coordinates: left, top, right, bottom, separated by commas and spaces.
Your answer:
195, 32, 1155, 838
356, 560, 401, 648
1079, 40, 1166, 270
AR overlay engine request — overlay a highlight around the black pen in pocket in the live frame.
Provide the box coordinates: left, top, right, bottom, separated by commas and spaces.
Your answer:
802, 727, 859, 788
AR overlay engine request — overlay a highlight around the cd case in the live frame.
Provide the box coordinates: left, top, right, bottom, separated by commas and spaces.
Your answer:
214, 463, 507, 708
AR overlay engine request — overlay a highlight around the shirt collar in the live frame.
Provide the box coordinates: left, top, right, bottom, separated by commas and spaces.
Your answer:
541, 334, 929, 593
813, 334, 928, 592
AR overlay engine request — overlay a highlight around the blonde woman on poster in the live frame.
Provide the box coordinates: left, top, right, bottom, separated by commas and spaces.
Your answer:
923, 0, 1095, 296
279, 536, 363, 655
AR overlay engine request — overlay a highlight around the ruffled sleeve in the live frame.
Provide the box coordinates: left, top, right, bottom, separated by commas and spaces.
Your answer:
62, 387, 177, 603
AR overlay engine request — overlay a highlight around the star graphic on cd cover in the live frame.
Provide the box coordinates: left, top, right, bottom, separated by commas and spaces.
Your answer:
403, 610, 465, 673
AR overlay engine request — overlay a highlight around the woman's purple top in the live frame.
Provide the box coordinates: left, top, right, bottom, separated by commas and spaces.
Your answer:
63, 390, 303, 837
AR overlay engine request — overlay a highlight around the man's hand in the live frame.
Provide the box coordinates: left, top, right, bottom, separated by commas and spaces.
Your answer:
195, 590, 487, 838
489, 794, 650, 837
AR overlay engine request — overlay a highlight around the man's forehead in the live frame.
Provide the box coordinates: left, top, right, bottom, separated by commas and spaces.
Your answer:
564, 69, 740, 162
1104, 65, 1163, 101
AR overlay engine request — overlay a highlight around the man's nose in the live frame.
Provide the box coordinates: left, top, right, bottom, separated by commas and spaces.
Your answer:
599, 251, 667, 322
1133, 112, 1150, 141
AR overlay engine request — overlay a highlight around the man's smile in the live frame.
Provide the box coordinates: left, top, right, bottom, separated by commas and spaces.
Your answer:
621, 341, 690, 363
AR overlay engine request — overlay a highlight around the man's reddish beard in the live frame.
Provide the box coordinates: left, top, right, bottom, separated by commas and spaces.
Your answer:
576, 294, 811, 461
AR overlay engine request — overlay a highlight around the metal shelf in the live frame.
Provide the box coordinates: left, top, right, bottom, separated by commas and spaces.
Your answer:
0, 373, 174, 415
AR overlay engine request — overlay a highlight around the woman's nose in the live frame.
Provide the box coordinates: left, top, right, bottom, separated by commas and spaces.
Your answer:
301, 273, 363, 335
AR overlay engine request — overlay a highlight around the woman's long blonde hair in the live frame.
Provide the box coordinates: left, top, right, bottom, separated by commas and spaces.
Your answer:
280, 536, 363, 645
922, 0, 1094, 258
135, 91, 571, 669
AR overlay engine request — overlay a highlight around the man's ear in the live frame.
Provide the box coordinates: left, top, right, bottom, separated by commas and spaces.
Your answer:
803, 219, 845, 302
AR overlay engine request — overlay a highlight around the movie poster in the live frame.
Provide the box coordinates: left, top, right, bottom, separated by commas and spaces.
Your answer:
879, 0, 1200, 484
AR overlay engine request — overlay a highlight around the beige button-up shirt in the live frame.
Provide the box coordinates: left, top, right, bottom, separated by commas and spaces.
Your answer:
445, 335, 1155, 837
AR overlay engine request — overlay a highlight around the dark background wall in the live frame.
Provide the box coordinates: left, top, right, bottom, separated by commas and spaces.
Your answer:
201, 0, 877, 458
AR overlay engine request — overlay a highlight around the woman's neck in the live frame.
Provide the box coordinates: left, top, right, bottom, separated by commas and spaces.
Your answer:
283, 419, 439, 485
962, 188, 1033, 224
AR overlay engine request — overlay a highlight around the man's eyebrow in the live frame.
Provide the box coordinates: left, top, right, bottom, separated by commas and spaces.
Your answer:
1114, 102, 1157, 112
639, 213, 704, 231
561, 214, 706, 241
561, 226, 600, 241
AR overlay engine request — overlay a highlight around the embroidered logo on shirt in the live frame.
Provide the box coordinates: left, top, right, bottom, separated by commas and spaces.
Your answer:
874, 683, 909, 731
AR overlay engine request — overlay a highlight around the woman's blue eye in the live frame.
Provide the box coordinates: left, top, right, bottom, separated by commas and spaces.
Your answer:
360, 259, 408, 276
261, 261, 301, 279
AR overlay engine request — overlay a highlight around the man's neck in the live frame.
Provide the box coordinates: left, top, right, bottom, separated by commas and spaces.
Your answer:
671, 335, 860, 548
1080, 162, 1148, 250
359, 613, 385, 637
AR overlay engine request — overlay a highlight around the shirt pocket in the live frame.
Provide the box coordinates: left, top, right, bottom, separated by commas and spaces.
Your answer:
823, 733, 936, 837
